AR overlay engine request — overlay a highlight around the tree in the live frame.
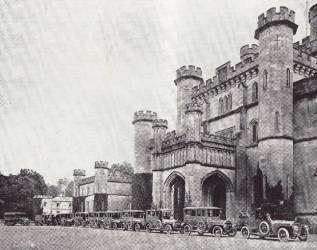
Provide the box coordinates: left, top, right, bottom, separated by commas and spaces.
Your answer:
47, 185, 59, 197
64, 181, 74, 197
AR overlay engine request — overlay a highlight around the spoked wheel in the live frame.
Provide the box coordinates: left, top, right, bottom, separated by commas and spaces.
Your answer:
146, 224, 152, 233
112, 223, 118, 230
213, 226, 223, 237
298, 227, 308, 242
258, 221, 270, 237
183, 225, 191, 236
277, 227, 290, 242
164, 224, 172, 234
134, 223, 141, 232
241, 226, 250, 239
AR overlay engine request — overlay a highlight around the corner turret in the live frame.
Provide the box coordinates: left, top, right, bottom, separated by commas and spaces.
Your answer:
240, 44, 259, 63
255, 7, 297, 39
174, 65, 204, 133
73, 169, 85, 197
309, 4, 317, 56
152, 119, 168, 153
185, 102, 203, 142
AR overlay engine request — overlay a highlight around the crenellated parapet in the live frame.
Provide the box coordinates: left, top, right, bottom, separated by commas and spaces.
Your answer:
162, 132, 187, 149
293, 48, 317, 77
255, 7, 297, 39
240, 44, 259, 61
95, 161, 109, 169
132, 110, 158, 124
73, 169, 86, 176
192, 60, 259, 100
175, 65, 202, 81
201, 133, 235, 146
185, 102, 203, 114
152, 119, 168, 128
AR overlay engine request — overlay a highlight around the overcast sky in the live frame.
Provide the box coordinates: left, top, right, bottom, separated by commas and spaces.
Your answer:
0, 0, 313, 184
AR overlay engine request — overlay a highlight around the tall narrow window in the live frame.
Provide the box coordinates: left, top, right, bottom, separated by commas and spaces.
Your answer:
252, 82, 258, 101
224, 96, 228, 112
252, 123, 258, 143
263, 70, 268, 90
228, 94, 232, 110
250, 119, 258, 143
286, 68, 291, 87
219, 98, 223, 115
275, 111, 280, 133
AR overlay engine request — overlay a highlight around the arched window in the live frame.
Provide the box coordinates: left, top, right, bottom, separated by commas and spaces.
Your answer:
228, 94, 232, 110
224, 96, 228, 112
286, 68, 291, 87
250, 119, 258, 143
275, 111, 280, 133
252, 82, 258, 101
219, 98, 223, 115
263, 70, 268, 90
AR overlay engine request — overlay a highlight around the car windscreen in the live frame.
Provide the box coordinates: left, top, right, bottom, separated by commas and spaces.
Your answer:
133, 212, 144, 218
162, 212, 171, 219
113, 213, 120, 219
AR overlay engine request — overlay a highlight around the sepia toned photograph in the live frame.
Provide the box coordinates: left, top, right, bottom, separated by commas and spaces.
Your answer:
0, 0, 317, 249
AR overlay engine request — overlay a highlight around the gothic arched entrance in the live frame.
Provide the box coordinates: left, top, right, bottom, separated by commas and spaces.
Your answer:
201, 171, 233, 218
164, 172, 185, 221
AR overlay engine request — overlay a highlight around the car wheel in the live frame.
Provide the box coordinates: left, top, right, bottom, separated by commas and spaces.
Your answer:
113, 223, 118, 230
146, 224, 152, 233
241, 226, 250, 239
183, 225, 191, 236
164, 224, 172, 234
298, 227, 308, 242
134, 223, 141, 232
259, 221, 270, 236
277, 227, 290, 242
213, 226, 223, 237
197, 221, 206, 235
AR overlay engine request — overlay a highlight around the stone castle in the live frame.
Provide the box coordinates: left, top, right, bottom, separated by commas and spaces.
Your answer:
132, 5, 317, 225
72, 161, 133, 213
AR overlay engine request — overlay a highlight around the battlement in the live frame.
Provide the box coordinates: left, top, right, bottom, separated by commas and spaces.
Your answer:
175, 65, 202, 80
152, 119, 168, 128
95, 161, 109, 169
293, 48, 317, 69
132, 110, 158, 124
201, 133, 235, 146
255, 7, 297, 39
73, 169, 86, 177
185, 102, 203, 114
240, 44, 259, 60
293, 36, 311, 51
162, 132, 187, 149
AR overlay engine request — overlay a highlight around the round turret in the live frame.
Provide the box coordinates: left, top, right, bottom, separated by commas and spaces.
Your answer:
309, 4, 317, 56
256, 6, 296, 202
152, 119, 168, 153
132, 110, 157, 174
174, 65, 204, 133
73, 169, 86, 197
185, 102, 203, 142
94, 161, 109, 169
240, 44, 259, 62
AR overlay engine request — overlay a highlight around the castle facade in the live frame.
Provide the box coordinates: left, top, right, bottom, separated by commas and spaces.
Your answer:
132, 5, 317, 225
72, 161, 132, 212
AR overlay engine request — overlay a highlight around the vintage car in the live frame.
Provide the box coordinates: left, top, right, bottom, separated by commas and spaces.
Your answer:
85, 212, 101, 228
240, 204, 309, 242
121, 210, 146, 232
182, 207, 237, 237
145, 209, 180, 234
4, 212, 30, 226
58, 213, 75, 226
102, 211, 122, 230
73, 212, 88, 227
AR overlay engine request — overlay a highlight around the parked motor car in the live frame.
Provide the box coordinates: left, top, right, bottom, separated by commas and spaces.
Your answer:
181, 207, 237, 237
145, 209, 180, 234
58, 213, 74, 226
73, 212, 88, 227
121, 210, 145, 232
4, 212, 30, 226
86, 212, 100, 228
240, 203, 309, 242
102, 211, 122, 230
